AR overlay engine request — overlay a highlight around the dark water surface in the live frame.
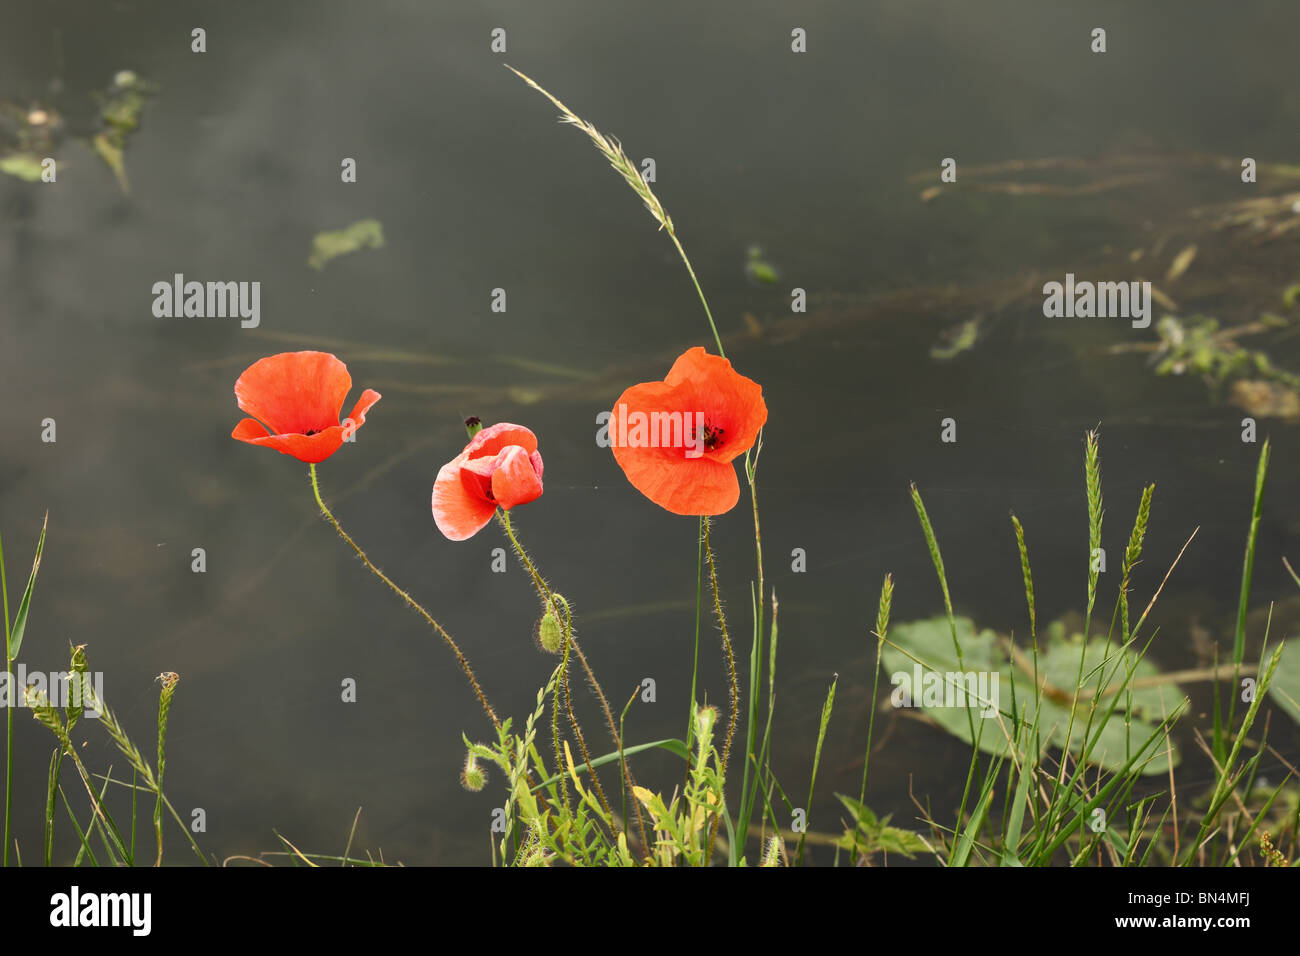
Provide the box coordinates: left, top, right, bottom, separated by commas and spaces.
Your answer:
2, 0, 1299, 864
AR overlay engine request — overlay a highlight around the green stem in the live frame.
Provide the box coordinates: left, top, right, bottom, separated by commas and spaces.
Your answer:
735, 445, 764, 856
685, 519, 704, 794
666, 231, 724, 357
702, 518, 739, 864
702, 519, 739, 775
496, 509, 648, 853
308, 464, 500, 731
858, 636, 884, 812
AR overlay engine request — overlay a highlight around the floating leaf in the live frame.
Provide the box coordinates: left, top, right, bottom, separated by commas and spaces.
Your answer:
1152, 315, 1300, 403
1229, 379, 1300, 421
0, 100, 63, 162
90, 71, 155, 194
506, 386, 544, 405
1268, 642, 1300, 725
307, 219, 386, 271
1165, 244, 1198, 283
0, 153, 45, 182
882, 616, 1180, 774
91, 133, 128, 192
744, 245, 779, 286
931, 316, 984, 360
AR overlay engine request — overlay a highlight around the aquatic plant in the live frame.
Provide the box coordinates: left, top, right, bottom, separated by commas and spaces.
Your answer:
307, 219, 386, 271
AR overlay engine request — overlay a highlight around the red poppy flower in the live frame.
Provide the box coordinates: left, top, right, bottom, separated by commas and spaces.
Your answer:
231, 351, 381, 464
433, 423, 544, 540
609, 347, 766, 515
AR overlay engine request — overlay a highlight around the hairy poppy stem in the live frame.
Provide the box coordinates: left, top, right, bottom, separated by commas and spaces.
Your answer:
702, 517, 740, 864
497, 511, 620, 840
496, 509, 649, 855
308, 464, 501, 732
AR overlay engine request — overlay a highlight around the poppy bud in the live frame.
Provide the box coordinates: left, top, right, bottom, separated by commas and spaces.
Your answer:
694, 704, 718, 744
460, 752, 487, 792
536, 607, 564, 654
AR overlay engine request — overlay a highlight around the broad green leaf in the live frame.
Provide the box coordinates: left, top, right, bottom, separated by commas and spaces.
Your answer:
1267, 641, 1300, 724
882, 616, 1180, 775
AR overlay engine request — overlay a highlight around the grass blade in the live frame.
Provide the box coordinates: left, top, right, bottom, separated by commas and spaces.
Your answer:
6, 512, 47, 660
796, 675, 837, 867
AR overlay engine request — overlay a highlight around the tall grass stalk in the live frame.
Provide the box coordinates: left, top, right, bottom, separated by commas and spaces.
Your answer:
736, 438, 766, 858
858, 575, 893, 810
505, 65, 724, 358
1222, 439, 1270, 762
1, 513, 48, 867
797, 675, 836, 867
1084, 429, 1104, 635
1119, 485, 1154, 642
153, 672, 178, 865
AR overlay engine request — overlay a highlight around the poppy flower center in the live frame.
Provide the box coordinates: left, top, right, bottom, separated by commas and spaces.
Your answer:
700, 421, 725, 450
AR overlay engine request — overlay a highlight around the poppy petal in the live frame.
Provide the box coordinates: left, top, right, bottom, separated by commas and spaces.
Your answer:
609, 380, 703, 507
343, 388, 383, 434
609, 379, 698, 463
433, 459, 498, 541
607, 348, 767, 515
664, 347, 766, 463
231, 417, 271, 441
464, 423, 538, 461
232, 423, 349, 464
458, 455, 495, 502
491, 445, 544, 509
621, 453, 739, 516
235, 351, 353, 436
